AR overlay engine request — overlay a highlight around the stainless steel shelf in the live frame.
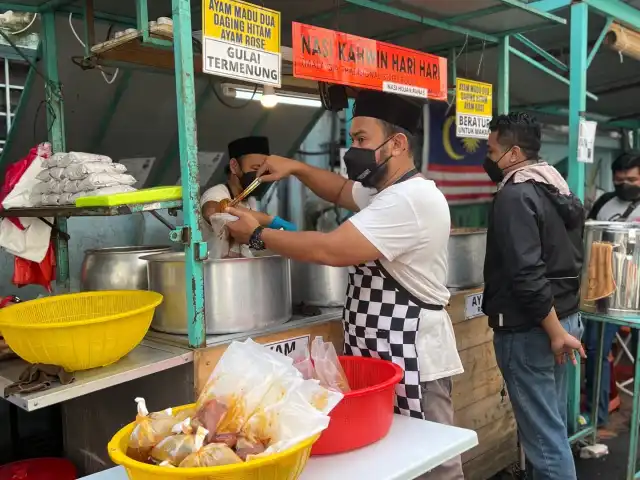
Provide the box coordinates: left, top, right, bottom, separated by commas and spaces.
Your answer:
0, 338, 193, 412
145, 309, 343, 348
0, 200, 182, 217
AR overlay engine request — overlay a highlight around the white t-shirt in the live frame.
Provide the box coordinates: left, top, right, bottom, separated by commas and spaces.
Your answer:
597, 195, 640, 222
350, 178, 463, 382
200, 184, 257, 257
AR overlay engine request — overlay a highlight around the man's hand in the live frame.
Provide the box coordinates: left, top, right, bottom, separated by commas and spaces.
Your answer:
226, 207, 261, 244
551, 332, 587, 365
257, 155, 302, 183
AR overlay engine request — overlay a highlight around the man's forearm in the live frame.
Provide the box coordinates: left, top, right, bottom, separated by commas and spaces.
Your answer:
261, 229, 336, 265
540, 307, 566, 340
293, 163, 357, 211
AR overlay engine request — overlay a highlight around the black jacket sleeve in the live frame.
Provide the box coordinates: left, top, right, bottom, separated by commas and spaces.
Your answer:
588, 192, 616, 220
492, 185, 553, 324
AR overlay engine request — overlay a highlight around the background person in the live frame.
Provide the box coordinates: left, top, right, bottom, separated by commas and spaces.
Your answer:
589, 152, 640, 222
583, 152, 640, 435
482, 112, 585, 480
200, 136, 295, 257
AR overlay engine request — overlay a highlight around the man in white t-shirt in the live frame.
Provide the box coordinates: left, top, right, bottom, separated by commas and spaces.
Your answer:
226, 90, 464, 480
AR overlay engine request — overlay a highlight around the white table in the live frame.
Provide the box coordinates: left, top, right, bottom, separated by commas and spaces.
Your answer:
81, 415, 478, 480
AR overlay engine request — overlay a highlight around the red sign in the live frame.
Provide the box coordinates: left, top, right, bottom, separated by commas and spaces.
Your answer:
292, 22, 447, 101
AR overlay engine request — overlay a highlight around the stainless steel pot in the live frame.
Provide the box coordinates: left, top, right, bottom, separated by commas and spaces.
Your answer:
581, 221, 640, 317
142, 252, 292, 334
80, 246, 173, 291
447, 228, 487, 289
291, 262, 348, 307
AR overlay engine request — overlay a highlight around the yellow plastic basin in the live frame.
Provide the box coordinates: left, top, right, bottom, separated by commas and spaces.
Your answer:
0, 291, 162, 371
108, 404, 319, 480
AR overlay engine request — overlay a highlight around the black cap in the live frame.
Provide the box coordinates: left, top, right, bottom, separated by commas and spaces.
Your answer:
353, 90, 422, 134
228, 136, 270, 160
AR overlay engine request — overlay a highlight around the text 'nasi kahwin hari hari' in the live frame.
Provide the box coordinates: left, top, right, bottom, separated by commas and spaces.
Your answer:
291, 22, 447, 101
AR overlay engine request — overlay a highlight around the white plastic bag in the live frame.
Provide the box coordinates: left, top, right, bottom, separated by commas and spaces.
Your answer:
75, 172, 137, 191
208, 213, 253, 259
63, 162, 127, 180
35, 167, 65, 182
43, 151, 112, 168
311, 336, 351, 393
197, 339, 343, 456
40, 193, 61, 206
72, 185, 137, 201
291, 343, 315, 380
196, 339, 294, 436
58, 193, 76, 205
32, 181, 53, 195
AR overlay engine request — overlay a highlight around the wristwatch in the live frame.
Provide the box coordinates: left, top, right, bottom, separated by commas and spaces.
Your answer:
248, 226, 266, 251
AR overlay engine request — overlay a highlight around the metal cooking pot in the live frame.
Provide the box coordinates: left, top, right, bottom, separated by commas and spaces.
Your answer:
80, 245, 173, 291
142, 252, 292, 335
447, 228, 487, 289
581, 221, 640, 317
291, 262, 348, 307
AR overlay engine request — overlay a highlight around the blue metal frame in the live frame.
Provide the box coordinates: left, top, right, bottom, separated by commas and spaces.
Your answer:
509, 46, 598, 102
498, 37, 510, 114
171, 0, 207, 348
343, 0, 500, 43
587, 17, 613, 68
584, 0, 640, 31
42, 10, 70, 293
496, 0, 566, 24
514, 33, 568, 71
567, 2, 588, 201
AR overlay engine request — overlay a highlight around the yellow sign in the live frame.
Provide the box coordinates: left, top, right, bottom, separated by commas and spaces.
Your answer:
203, 0, 280, 53
455, 78, 493, 139
202, 0, 281, 86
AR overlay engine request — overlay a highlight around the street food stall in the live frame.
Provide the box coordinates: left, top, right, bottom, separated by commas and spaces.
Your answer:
2, 0, 638, 479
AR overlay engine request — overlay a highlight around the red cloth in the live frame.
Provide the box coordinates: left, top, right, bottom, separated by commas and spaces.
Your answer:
1, 143, 56, 291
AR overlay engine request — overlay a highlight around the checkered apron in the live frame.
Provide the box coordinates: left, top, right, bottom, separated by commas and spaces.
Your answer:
342, 169, 444, 419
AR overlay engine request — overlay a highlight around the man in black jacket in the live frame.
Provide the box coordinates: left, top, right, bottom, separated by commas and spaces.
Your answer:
482, 113, 586, 480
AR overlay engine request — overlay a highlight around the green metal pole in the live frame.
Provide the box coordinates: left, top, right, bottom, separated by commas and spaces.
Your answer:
567, 1, 588, 201
136, 0, 150, 43
171, 0, 206, 348
588, 322, 605, 445
42, 11, 70, 293
498, 36, 510, 114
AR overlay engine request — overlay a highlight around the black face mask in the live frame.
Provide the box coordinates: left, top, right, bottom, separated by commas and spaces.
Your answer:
343, 137, 394, 188
482, 148, 513, 183
615, 183, 640, 202
483, 148, 530, 184
238, 171, 270, 201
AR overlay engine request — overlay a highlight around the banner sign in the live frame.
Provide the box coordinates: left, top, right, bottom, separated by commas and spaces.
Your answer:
455, 78, 493, 139
202, 0, 281, 86
291, 22, 447, 100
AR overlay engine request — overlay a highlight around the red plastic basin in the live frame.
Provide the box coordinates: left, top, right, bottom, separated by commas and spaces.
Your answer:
311, 356, 403, 455
0, 458, 76, 480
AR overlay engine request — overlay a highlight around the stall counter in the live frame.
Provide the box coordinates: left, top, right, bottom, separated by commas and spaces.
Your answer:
80, 415, 478, 480
0, 310, 342, 412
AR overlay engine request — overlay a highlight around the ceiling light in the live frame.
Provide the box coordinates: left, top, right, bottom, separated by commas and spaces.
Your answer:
260, 85, 279, 108
223, 85, 322, 109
